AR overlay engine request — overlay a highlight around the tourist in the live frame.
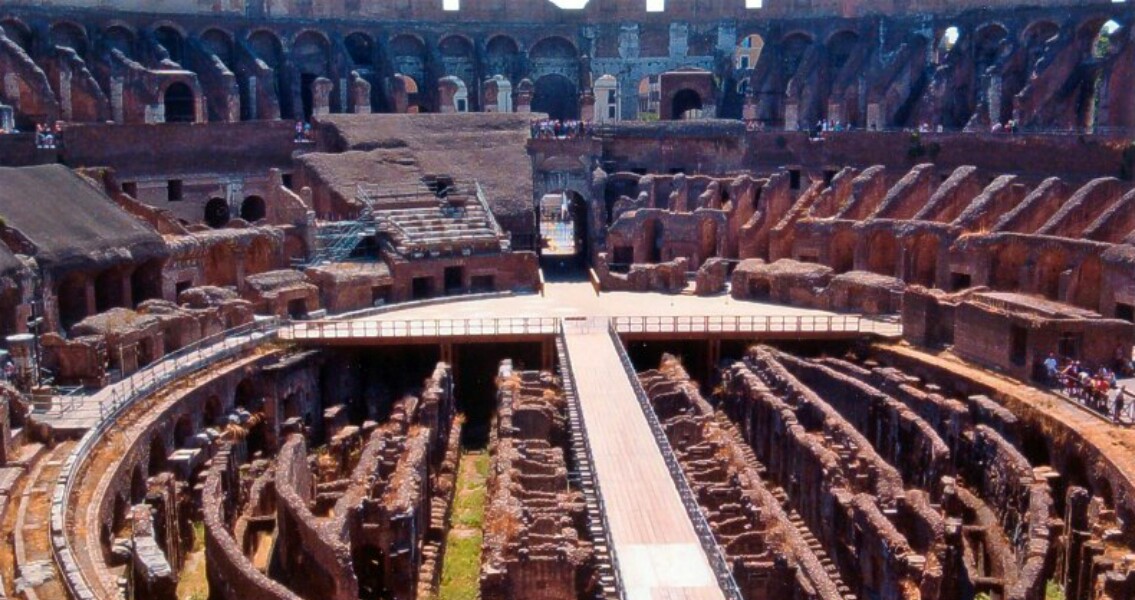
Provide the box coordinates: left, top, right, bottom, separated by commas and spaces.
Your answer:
1043, 352, 1059, 384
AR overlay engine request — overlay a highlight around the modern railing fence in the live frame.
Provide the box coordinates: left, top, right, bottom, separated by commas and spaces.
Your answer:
606, 323, 744, 600
613, 314, 865, 335
282, 317, 559, 340
556, 324, 626, 600
51, 318, 280, 600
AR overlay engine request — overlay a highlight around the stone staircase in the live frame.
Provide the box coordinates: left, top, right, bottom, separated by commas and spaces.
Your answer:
716, 413, 858, 600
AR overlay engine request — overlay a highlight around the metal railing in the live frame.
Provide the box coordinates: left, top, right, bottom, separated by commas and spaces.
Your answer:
556, 324, 625, 600
51, 318, 281, 599
613, 314, 866, 335
282, 317, 558, 341
605, 323, 744, 600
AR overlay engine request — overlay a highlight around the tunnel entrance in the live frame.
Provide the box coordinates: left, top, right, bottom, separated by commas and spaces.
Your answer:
452, 341, 542, 448
539, 191, 589, 277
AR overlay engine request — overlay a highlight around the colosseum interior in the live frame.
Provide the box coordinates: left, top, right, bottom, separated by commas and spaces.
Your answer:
0, 0, 1134, 599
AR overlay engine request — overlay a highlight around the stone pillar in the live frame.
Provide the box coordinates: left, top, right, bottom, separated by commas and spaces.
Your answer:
579, 88, 595, 121
311, 77, 333, 117
350, 72, 371, 114
515, 78, 533, 113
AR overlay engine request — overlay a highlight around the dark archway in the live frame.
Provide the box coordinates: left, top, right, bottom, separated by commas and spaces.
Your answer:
671, 89, 703, 120
163, 82, 195, 123
148, 435, 168, 477
539, 190, 589, 276
532, 74, 578, 121
908, 234, 939, 288
205, 197, 230, 228
241, 195, 266, 222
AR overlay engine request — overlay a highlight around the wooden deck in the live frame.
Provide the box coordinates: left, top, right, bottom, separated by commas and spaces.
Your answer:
563, 318, 725, 600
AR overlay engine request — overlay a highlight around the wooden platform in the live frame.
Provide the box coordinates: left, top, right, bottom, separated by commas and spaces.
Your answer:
563, 318, 725, 600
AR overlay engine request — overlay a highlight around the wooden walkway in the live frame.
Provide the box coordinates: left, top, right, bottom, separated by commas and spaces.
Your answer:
562, 319, 725, 600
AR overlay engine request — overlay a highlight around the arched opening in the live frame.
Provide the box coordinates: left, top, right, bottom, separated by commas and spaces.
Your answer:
240, 195, 266, 222
908, 234, 939, 288
0, 19, 32, 52
295, 31, 332, 118
204, 197, 231, 228
532, 74, 578, 121
57, 274, 89, 330
130, 465, 147, 504
174, 414, 194, 448
95, 269, 126, 313
866, 231, 898, 277
200, 28, 234, 67
49, 22, 88, 56
990, 243, 1027, 290
1092, 19, 1122, 60
637, 74, 660, 120
344, 32, 374, 66
131, 259, 164, 307
439, 35, 476, 111
248, 30, 288, 118
539, 190, 589, 275
830, 231, 857, 274
203, 396, 222, 428
735, 33, 765, 71
974, 24, 1009, 75
937, 26, 961, 62
148, 435, 168, 477
154, 25, 184, 64
671, 88, 704, 120
162, 82, 195, 123
485, 35, 520, 83
1069, 255, 1102, 310
390, 34, 428, 111
645, 219, 665, 263
103, 25, 135, 57
1036, 250, 1067, 300
827, 30, 859, 73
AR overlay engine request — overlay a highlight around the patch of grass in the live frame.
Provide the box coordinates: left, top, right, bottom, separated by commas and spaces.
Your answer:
436, 451, 490, 600
1046, 580, 1066, 600
192, 521, 206, 553
437, 533, 484, 600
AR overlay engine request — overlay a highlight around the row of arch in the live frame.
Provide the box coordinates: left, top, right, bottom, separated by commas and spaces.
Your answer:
204, 195, 267, 228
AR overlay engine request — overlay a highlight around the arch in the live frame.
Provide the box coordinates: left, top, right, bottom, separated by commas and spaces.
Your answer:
671, 88, 703, 120
907, 234, 939, 288
779, 32, 814, 80
153, 25, 185, 64
0, 18, 32, 51
734, 33, 765, 71
438, 34, 474, 58
830, 230, 856, 274
162, 82, 195, 123
240, 195, 266, 222
344, 31, 374, 66
866, 231, 898, 277
1089, 18, 1122, 60
485, 34, 521, 81
204, 197, 231, 228
936, 25, 961, 60
103, 24, 136, 57
247, 29, 283, 67
990, 242, 1028, 290
532, 74, 578, 120
148, 435, 168, 477
1021, 20, 1060, 47
49, 21, 88, 55
390, 34, 428, 95
131, 259, 164, 307
529, 35, 577, 60
235, 378, 260, 411
1035, 248, 1068, 300
174, 413, 195, 448
204, 395, 223, 428
1069, 255, 1102, 310
826, 30, 859, 72
974, 23, 1009, 72
293, 30, 331, 75
200, 28, 234, 66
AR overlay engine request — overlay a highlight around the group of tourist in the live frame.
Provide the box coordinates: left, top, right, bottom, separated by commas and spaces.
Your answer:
1043, 352, 1131, 423
530, 118, 594, 140
35, 122, 62, 149
293, 120, 314, 143
990, 120, 1021, 134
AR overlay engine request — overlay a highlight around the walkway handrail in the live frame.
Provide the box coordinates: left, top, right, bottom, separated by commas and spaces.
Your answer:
612, 313, 864, 334
282, 317, 559, 340
605, 322, 744, 600
556, 322, 626, 600
51, 318, 281, 600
